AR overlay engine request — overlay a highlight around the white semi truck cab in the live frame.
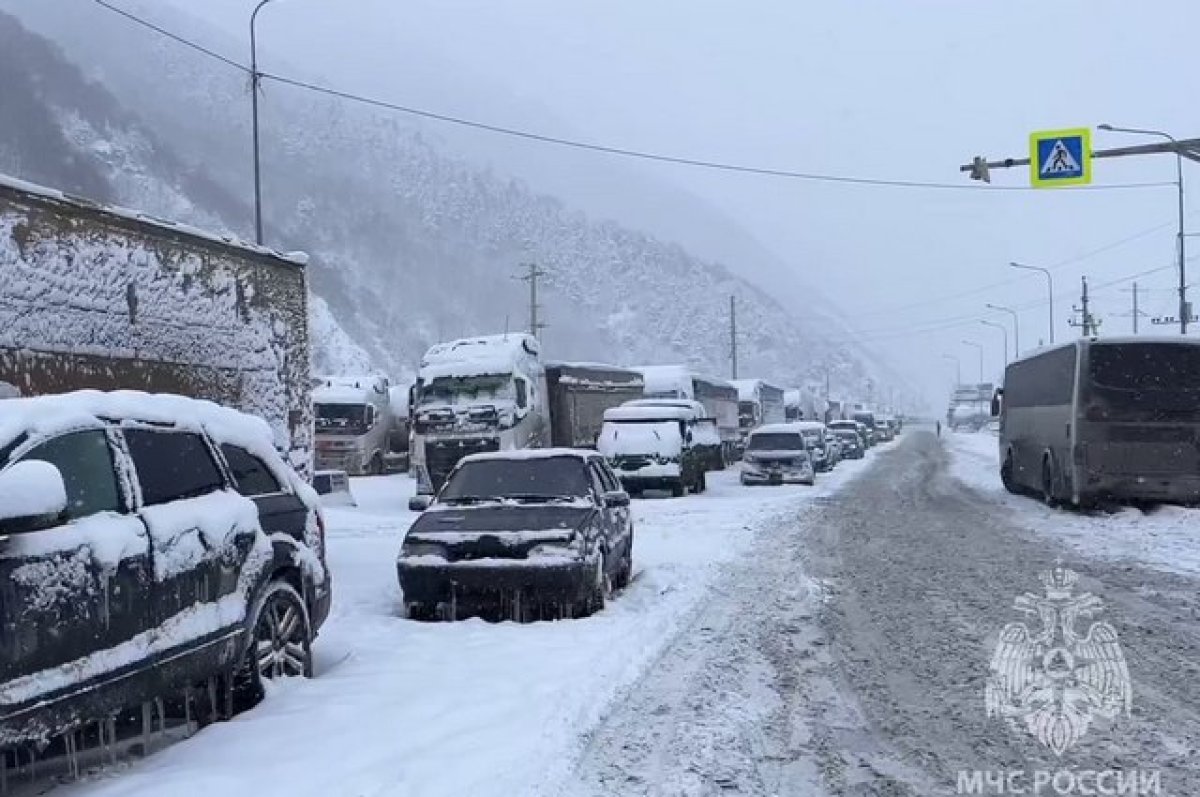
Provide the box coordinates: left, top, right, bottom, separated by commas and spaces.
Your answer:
313, 374, 393, 476
412, 334, 548, 492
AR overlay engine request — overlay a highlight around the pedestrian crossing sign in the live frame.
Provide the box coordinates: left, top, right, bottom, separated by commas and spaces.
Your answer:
1029, 128, 1092, 188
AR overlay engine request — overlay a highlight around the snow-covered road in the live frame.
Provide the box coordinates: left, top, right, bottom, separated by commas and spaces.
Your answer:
61, 448, 886, 797
948, 429, 1200, 579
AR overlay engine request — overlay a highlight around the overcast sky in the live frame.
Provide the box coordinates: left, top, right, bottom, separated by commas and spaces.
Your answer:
169, 0, 1199, 407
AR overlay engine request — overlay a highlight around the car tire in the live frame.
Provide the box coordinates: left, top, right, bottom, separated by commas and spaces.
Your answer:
233, 580, 313, 710
614, 531, 634, 590
671, 480, 686, 498
369, 453, 384, 476
581, 553, 611, 616
1001, 451, 1019, 495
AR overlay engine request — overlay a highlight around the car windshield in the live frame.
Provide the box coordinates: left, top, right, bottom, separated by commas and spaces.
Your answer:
420, 374, 514, 406
439, 457, 590, 502
746, 433, 805, 451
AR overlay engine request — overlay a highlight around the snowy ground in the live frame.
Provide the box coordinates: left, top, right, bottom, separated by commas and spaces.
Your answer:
60, 446, 889, 797
947, 429, 1200, 579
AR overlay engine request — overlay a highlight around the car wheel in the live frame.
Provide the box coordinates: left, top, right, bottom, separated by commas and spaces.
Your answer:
369, 453, 384, 475
581, 553, 611, 616
613, 530, 634, 590
1001, 451, 1019, 495
234, 580, 313, 709
671, 480, 686, 498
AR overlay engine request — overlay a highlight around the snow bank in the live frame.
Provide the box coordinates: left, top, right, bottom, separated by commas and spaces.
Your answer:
947, 431, 1200, 579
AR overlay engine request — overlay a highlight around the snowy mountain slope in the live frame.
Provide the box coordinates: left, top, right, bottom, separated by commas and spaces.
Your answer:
1, 3, 876, 394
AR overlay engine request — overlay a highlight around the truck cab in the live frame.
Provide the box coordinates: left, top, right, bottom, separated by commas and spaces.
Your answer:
313, 375, 393, 476
412, 334, 548, 493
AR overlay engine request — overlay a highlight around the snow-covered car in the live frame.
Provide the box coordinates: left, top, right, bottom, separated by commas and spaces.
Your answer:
597, 406, 707, 496
0, 391, 331, 747
739, 424, 816, 486
831, 428, 865, 459
397, 449, 633, 621
793, 421, 835, 472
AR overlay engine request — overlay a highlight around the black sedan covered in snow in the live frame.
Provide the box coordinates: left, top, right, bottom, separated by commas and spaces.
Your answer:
397, 449, 633, 621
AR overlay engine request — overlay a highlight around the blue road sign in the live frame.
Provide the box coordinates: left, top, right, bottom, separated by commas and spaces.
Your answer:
1029, 128, 1092, 188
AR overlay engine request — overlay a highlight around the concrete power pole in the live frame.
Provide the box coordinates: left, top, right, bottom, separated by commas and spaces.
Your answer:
729, 295, 738, 379
1069, 276, 1101, 337
1119, 282, 1144, 334
519, 263, 548, 338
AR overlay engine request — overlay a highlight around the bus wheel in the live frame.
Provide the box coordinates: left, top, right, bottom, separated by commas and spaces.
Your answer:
1000, 451, 1018, 495
1041, 457, 1058, 507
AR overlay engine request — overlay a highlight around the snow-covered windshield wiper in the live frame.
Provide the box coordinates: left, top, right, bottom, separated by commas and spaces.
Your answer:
439, 496, 495, 505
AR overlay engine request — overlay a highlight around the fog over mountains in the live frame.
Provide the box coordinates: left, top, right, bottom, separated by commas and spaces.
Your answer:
1, 1, 894, 399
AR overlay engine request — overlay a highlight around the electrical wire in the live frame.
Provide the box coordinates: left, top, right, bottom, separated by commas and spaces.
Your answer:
89, 0, 1175, 194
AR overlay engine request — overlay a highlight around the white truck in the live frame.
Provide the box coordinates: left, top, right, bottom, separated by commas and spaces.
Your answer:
732, 378, 787, 444
637, 365, 740, 463
412, 334, 549, 492
312, 374, 394, 475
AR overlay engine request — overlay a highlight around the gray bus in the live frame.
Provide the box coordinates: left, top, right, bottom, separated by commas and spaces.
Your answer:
996, 336, 1200, 506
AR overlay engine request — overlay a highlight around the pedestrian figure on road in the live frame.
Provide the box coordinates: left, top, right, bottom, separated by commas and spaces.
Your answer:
936, 420, 942, 438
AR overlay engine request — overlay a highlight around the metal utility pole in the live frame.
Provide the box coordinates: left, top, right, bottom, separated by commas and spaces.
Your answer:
1009, 262, 1055, 344
729, 295, 738, 379
249, 0, 275, 245
1099, 125, 1188, 334
519, 262, 548, 338
980, 319, 1009, 365
985, 303, 1020, 356
962, 340, 984, 383
1118, 282, 1144, 334
1068, 276, 1100, 337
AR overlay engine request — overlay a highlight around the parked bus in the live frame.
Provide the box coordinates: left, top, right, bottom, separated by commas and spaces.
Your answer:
996, 336, 1200, 506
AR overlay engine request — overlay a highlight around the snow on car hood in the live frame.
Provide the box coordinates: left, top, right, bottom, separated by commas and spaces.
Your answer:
407, 504, 590, 541
597, 421, 681, 459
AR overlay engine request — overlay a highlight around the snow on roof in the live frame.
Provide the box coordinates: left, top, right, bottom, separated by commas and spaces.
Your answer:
784, 389, 803, 406
459, 447, 596, 464
604, 405, 693, 422
791, 421, 827, 431
750, 422, 807, 436
0, 172, 308, 267
545, 362, 643, 386
634, 364, 689, 393
313, 374, 388, 405
419, 334, 539, 380
622, 398, 707, 417
0, 390, 275, 454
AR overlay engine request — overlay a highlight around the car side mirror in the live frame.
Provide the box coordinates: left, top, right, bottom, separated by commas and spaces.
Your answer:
0, 461, 68, 535
408, 495, 433, 512
991, 388, 1003, 417
603, 490, 630, 508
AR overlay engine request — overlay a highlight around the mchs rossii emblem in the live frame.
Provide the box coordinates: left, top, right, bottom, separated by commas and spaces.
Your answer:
986, 566, 1131, 755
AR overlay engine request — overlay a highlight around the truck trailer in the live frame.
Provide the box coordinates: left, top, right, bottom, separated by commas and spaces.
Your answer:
545, 362, 644, 448
637, 365, 740, 461
0, 173, 314, 476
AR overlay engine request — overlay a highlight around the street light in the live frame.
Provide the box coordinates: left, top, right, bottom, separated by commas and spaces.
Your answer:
1009, 261, 1055, 345
941, 353, 961, 384
980, 319, 1009, 365
250, 0, 278, 245
985, 302, 1020, 355
962, 340, 984, 383
1099, 124, 1187, 334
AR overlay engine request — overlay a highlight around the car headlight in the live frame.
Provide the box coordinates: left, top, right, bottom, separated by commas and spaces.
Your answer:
400, 541, 447, 559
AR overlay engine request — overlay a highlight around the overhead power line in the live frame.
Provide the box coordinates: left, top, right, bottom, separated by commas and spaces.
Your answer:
91, 0, 1174, 194
91, 0, 249, 73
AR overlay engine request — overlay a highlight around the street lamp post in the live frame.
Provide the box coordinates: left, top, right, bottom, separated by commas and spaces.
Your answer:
962, 340, 984, 383
1009, 261, 1055, 345
985, 302, 1020, 355
980, 319, 1009, 365
250, 0, 276, 245
1099, 124, 1187, 334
